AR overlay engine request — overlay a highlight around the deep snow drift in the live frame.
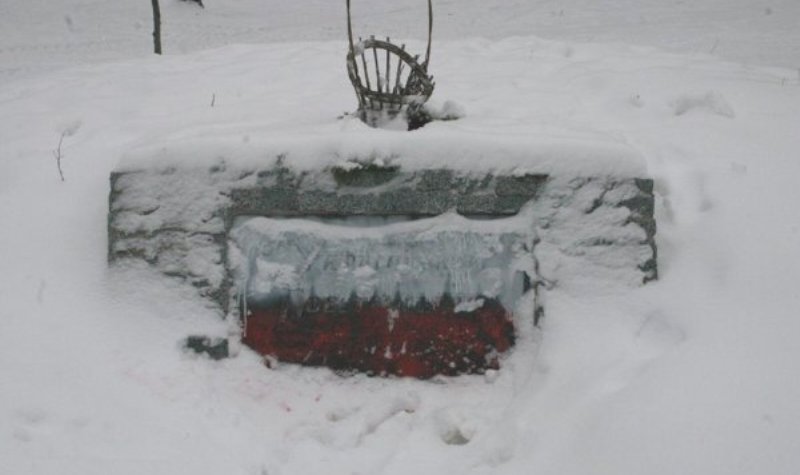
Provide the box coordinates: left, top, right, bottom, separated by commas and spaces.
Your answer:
2, 1, 800, 474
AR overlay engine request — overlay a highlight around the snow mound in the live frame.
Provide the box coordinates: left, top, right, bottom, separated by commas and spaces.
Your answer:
1, 8, 800, 472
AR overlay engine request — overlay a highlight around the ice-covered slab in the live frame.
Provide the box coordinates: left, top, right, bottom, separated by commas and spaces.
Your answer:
230, 214, 535, 311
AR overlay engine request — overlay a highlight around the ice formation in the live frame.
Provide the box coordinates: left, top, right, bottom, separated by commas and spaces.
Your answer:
229, 214, 536, 312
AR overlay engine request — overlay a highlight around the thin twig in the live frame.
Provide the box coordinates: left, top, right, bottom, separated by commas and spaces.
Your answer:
53, 131, 66, 182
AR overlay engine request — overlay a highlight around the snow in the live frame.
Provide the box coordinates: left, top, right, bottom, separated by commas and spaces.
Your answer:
107, 39, 646, 177
2, 1, 800, 474
119, 119, 645, 177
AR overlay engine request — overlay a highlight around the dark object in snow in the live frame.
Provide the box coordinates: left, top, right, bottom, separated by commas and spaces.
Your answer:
180, 0, 204, 7
184, 336, 228, 360
151, 0, 162, 55
346, 0, 435, 129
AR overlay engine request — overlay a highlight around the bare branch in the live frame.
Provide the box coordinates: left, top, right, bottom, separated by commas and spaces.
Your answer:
152, 0, 162, 55
53, 131, 66, 182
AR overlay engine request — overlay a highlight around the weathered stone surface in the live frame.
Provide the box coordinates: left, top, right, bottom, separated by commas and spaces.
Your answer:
108, 164, 657, 315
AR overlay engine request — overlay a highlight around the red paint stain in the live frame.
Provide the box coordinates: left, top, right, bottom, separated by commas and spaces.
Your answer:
243, 296, 514, 379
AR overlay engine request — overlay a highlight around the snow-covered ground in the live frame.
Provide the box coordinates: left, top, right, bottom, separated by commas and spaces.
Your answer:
2, 1, 800, 474
2, 0, 799, 83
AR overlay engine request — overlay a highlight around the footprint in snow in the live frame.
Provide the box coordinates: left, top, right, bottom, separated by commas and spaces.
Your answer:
434, 407, 484, 446
671, 91, 735, 118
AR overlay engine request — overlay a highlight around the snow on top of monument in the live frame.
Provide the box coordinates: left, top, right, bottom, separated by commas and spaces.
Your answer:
120, 123, 643, 177
116, 39, 645, 178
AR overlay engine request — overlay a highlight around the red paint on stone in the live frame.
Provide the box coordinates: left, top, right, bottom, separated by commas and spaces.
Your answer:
242, 296, 514, 378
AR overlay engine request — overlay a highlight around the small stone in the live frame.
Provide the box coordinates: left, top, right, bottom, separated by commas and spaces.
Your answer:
184, 336, 229, 360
